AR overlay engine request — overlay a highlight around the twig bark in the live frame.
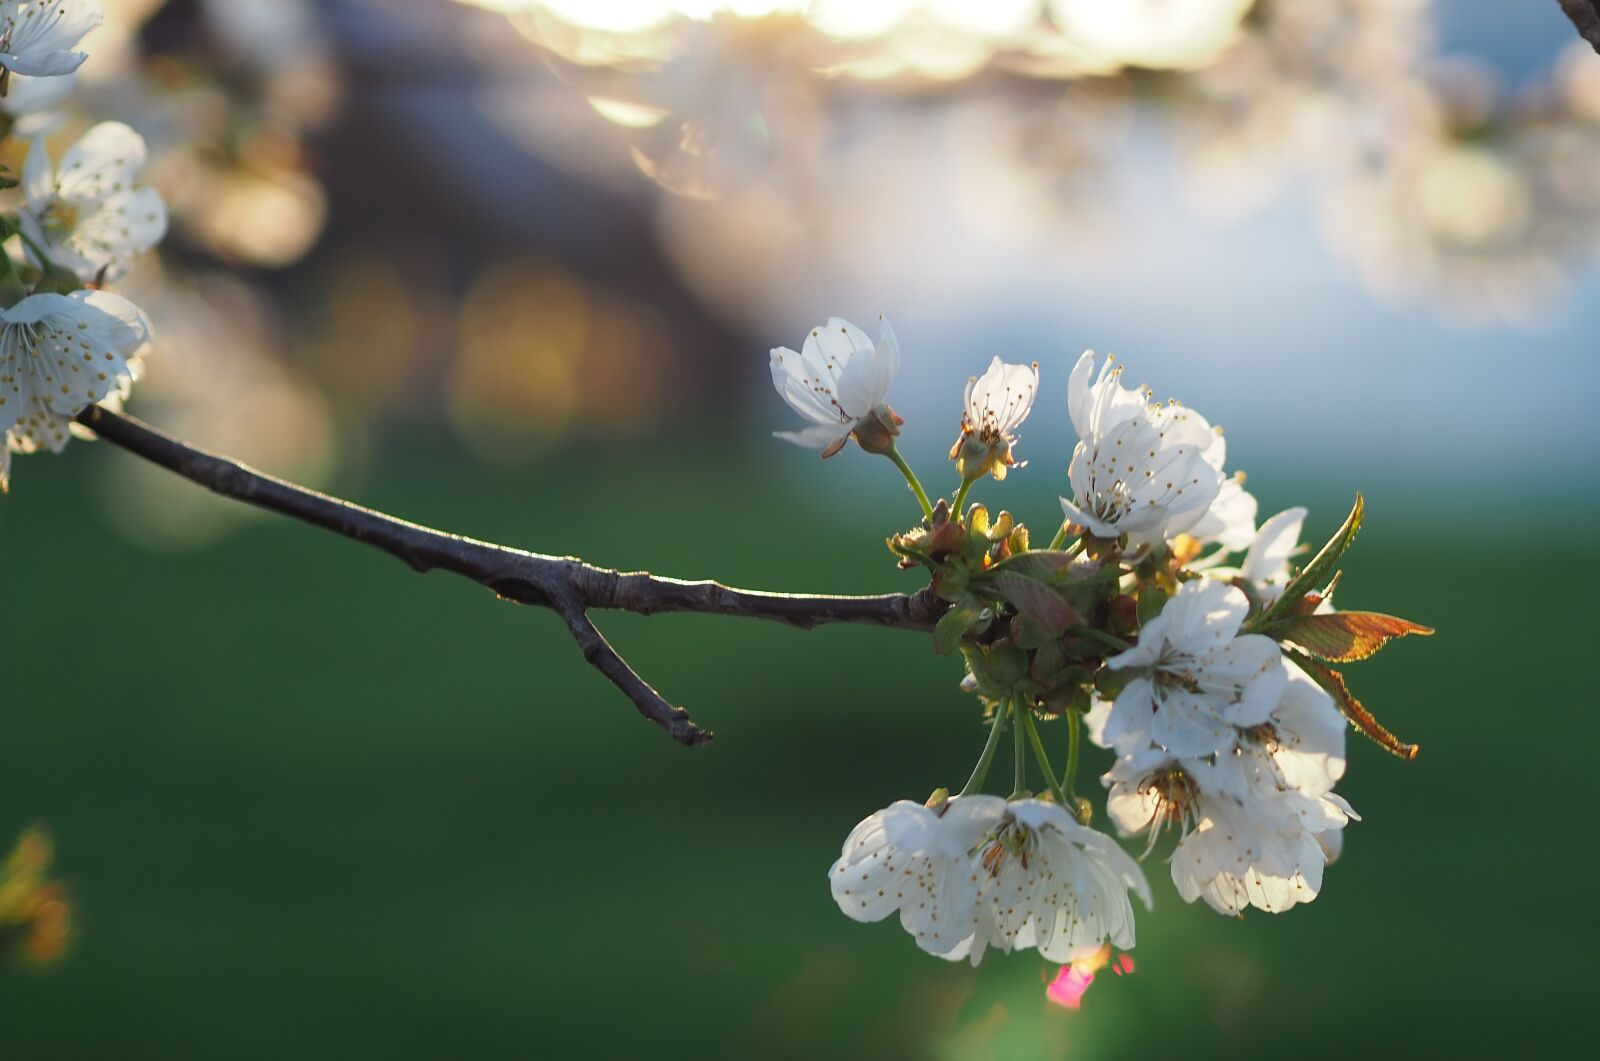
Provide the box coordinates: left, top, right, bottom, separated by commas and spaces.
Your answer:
1560, 0, 1600, 52
75, 406, 946, 745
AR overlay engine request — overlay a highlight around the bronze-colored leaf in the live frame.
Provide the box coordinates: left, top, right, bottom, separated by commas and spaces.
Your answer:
1266, 611, 1434, 662
1286, 650, 1419, 761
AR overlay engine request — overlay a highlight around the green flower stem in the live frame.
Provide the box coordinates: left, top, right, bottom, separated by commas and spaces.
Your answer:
1065, 709, 1082, 800
1020, 707, 1069, 808
957, 704, 1008, 798
885, 444, 934, 520
1047, 520, 1074, 550
15, 229, 64, 281
0, 227, 26, 305
1067, 625, 1132, 653
952, 477, 976, 517
1011, 700, 1027, 798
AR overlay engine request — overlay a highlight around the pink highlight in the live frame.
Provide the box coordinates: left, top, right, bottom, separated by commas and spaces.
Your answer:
1045, 965, 1096, 1009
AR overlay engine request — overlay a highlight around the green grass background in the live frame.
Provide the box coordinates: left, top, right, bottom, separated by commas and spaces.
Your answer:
2, 426, 1593, 1059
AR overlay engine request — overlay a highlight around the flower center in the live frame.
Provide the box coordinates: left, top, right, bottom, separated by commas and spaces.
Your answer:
977, 818, 1038, 877
39, 199, 80, 242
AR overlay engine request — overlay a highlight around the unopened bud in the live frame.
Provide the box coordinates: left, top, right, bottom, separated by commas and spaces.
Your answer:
1070, 797, 1093, 826
1106, 594, 1139, 638
1006, 522, 1028, 554
985, 640, 1028, 687
1169, 533, 1203, 565
927, 519, 967, 558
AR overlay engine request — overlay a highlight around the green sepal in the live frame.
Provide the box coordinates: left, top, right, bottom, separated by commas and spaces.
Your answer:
1094, 664, 1133, 700
932, 593, 986, 655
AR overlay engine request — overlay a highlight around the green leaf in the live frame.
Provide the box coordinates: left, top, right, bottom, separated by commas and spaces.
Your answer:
1256, 493, 1364, 628
1264, 611, 1433, 662
1010, 615, 1059, 650
1285, 649, 1419, 760
933, 594, 985, 655
991, 571, 1083, 632
1136, 583, 1168, 626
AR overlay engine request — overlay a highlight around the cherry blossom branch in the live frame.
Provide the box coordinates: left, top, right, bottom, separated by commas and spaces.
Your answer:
1561, 0, 1600, 51
73, 406, 947, 746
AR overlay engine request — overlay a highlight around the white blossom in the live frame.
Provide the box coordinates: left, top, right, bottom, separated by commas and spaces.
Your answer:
1059, 351, 1221, 545
1100, 665, 1357, 916
770, 315, 899, 457
0, 289, 151, 489
1182, 427, 1257, 555
829, 797, 984, 960
950, 356, 1038, 481
20, 121, 167, 283
961, 797, 1150, 965
1185, 476, 1257, 554
0, 68, 74, 135
830, 795, 1149, 965
1239, 506, 1308, 603
0, 0, 100, 79
1098, 578, 1287, 758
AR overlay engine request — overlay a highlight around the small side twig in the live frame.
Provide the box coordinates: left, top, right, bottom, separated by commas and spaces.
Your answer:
74, 406, 946, 745
549, 590, 711, 746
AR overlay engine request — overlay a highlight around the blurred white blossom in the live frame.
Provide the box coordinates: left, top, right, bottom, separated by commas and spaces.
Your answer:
20, 120, 166, 282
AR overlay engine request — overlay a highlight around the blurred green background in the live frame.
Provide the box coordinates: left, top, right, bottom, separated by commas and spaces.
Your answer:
4, 1, 1600, 1057
4, 434, 1595, 1058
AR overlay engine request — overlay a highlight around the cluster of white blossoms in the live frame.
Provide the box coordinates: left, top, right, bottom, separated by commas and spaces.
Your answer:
0, 0, 167, 491
771, 317, 1428, 967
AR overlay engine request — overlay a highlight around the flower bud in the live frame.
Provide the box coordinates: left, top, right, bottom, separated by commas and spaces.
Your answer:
1006, 523, 1029, 555
985, 639, 1029, 687
1106, 594, 1140, 638
1070, 797, 1094, 826
927, 519, 968, 558
966, 503, 990, 536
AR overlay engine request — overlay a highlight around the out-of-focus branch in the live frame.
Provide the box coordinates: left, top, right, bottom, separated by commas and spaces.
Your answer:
75, 406, 945, 746
1561, 0, 1600, 52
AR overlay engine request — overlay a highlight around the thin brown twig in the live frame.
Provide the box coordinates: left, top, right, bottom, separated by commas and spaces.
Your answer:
74, 406, 946, 746
1560, 0, 1600, 52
